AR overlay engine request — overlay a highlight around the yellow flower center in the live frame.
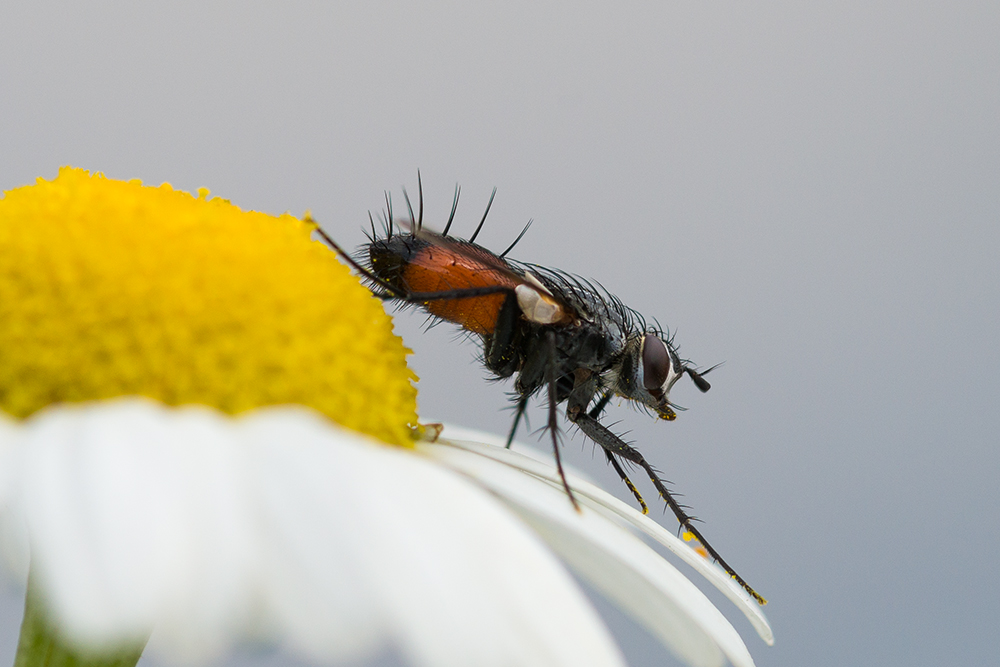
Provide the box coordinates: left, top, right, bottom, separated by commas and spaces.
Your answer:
0, 167, 417, 446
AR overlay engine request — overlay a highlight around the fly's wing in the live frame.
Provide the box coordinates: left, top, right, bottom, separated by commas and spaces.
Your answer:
405, 225, 581, 328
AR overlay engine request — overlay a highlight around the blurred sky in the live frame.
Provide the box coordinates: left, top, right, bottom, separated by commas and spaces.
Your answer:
2, 2, 998, 666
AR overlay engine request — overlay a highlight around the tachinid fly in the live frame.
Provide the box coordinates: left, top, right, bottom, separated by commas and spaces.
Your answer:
316, 178, 765, 605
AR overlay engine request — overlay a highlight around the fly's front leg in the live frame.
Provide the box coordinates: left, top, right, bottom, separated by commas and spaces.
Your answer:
604, 450, 648, 515
584, 391, 649, 513
566, 406, 766, 605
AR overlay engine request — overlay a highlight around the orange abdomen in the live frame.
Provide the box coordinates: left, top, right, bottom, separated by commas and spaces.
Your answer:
370, 237, 517, 336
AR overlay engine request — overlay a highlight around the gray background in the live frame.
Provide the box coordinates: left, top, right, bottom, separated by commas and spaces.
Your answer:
2, 2, 998, 666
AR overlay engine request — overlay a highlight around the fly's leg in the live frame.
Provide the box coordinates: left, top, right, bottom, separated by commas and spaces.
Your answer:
586, 391, 649, 513
544, 331, 580, 511
485, 287, 523, 378
505, 394, 529, 449
566, 406, 766, 605
604, 451, 648, 515
587, 390, 613, 418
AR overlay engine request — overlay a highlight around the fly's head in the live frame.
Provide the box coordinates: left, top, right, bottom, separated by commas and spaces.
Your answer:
612, 332, 713, 420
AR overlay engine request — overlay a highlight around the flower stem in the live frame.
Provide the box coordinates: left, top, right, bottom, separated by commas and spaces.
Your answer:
14, 573, 147, 667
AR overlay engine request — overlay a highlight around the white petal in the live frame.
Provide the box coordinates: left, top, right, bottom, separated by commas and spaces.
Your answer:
19, 401, 258, 655
0, 400, 627, 667
436, 426, 773, 645
238, 408, 626, 667
0, 415, 30, 581
434, 424, 774, 646
419, 432, 765, 667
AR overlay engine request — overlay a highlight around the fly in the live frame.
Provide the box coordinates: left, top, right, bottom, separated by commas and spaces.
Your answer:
315, 177, 766, 605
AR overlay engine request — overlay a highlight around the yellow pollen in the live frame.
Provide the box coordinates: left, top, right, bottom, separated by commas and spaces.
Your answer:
0, 167, 417, 446
681, 532, 709, 559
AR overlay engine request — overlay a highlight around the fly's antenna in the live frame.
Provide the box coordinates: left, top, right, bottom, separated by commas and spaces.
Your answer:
468, 187, 497, 244
442, 184, 461, 236
500, 218, 533, 258
685, 362, 722, 393
686, 369, 711, 392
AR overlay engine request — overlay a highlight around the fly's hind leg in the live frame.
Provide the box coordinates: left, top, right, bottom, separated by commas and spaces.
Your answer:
566, 406, 766, 605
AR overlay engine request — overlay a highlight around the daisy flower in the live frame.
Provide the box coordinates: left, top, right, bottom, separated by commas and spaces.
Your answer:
0, 168, 771, 667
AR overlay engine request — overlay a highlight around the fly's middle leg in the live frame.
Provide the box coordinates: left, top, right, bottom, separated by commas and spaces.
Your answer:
544, 331, 579, 511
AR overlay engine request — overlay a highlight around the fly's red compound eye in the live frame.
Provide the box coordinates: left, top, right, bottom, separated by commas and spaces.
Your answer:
641, 334, 670, 400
